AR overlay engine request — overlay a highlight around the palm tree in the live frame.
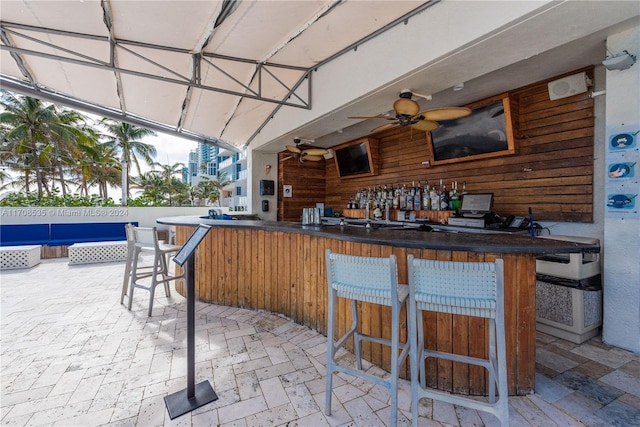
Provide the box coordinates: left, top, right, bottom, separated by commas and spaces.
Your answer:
193, 171, 232, 206
0, 91, 87, 198
131, 171, 166, 206
82, 142, 122, 199
153, 161, 185, 206
100, 119, 157, 201
46, 108, 95, 196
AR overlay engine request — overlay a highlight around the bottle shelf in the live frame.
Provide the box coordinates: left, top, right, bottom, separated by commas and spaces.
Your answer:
342, 209, 453, 223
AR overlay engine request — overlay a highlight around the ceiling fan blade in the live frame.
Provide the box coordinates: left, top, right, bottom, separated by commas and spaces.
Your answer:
393, 98, 420, 116
304, 155, 324, 162
303, 148, 329, 156
286, 144, 302, 153
348, 116, 394, 120
371, 122, 399, 133
280, 155, 294, 162
420, 107, 472, 121
411, 120, 439, 131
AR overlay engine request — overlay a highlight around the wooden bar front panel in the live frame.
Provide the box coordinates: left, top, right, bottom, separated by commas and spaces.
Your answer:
175, 225, 536, 396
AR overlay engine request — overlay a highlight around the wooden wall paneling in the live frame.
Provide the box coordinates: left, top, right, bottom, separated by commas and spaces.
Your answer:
303, 234, 315, 328
277, 231, 290, 318
515, 253, 536, 395
215, 228, 224, 304
266, 230, 276, 314
319, 67, 594, 223
224, 228, 236, 306
291, 234, 305, 324
316, 238, 328, 337
246, 230, 254, 309
176, 225, 536, 395
201, 226, 212, 303
235, 229, 244, 307
278, 151, 327, 222
498, 253, 519, 396
255, 230, 266, 311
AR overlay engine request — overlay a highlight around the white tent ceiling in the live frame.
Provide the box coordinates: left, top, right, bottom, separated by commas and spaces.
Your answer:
1, 0, 437, 151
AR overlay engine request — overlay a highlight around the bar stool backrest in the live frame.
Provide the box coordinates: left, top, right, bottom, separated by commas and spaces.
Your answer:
408, 258, 503, 319
133, 226, 159, 249
326, 252, 398, 304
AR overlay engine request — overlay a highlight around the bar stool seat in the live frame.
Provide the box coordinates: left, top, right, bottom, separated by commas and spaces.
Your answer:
127, 226, 184, 316
324, 250, 410, 427
407, 257, 509, 426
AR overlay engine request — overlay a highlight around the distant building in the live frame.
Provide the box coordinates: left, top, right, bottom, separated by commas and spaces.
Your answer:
184, 142, 247, 210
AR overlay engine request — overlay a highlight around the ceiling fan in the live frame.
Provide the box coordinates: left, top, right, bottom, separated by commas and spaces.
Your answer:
282, 137, 329, 163
349, 89, 472, 133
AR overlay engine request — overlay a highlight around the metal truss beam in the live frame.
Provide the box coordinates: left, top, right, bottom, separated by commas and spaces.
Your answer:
0, 21, 312, 110
0, 76, 240, 152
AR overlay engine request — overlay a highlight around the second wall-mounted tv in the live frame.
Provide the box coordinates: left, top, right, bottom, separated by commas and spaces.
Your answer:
426, 94, 515, 166
333, 138, 378, 178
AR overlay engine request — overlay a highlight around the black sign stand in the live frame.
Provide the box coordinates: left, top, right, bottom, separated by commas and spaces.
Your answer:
164, 225, 218, 419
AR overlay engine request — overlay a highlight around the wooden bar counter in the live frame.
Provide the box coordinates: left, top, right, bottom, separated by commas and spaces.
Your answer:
158, 216, 599, 396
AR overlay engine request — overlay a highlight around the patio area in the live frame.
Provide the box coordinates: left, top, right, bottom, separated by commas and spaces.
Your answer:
1, 258, 638, 426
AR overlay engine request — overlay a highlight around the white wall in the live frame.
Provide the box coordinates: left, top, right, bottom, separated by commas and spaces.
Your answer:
0, 207, 211, 233
249, 151, 279, 221
601, 24, 640, 353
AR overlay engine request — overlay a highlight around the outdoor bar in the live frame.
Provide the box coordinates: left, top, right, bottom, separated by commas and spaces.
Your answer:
159, 216, 599, 396
1, 1, 638, 425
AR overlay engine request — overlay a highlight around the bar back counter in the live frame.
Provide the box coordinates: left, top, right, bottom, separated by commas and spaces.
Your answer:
158, 216, 599, 396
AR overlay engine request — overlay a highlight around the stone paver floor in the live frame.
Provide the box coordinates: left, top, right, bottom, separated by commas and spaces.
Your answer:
1, 258, 639, 426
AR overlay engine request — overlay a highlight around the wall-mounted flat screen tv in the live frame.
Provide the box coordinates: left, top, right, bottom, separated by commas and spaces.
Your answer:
426, 94, 515, 166
333, 139, 377, 178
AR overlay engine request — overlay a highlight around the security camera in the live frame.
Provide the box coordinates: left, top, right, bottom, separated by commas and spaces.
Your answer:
293, 137, 301, 144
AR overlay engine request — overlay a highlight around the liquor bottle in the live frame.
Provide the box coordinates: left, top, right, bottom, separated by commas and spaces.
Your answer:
440, 183, 449, 210
382, 184, 388, 200
423, 181, 431, 210
407, 182, 414, 211
448, 182, 455, 210
414, 180, 422, 211
392, 184, 399, 209
451, 181, 461, 211
430, 185, 440, 211
399, 184, 407, 210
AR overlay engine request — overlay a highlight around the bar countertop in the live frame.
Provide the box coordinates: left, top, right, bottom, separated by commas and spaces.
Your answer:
157, 216, 599, 255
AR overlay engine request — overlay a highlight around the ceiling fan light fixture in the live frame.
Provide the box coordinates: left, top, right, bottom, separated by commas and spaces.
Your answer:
393, 98, 420, 116
285, 144, 302, 154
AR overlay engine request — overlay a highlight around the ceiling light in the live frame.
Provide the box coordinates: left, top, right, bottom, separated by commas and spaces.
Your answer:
453, 83, 464, 91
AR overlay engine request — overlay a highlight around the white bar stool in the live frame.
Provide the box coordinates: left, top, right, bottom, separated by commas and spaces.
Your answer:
127, 226, 184, 316
407, 256, 509, 426
324, 250, 410, 427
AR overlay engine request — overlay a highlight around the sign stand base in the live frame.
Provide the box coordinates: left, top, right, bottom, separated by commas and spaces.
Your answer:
164, 380, 218, 420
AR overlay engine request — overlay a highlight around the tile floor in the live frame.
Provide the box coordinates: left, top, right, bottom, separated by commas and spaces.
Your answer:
1, 258, 639, 426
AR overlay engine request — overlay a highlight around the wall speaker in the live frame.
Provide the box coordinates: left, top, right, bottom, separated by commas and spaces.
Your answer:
547, 72, 588, 100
